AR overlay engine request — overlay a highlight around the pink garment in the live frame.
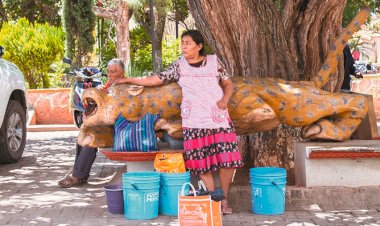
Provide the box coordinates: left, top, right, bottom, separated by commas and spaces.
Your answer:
352, 50, 360, 61
178, 55, 230, 129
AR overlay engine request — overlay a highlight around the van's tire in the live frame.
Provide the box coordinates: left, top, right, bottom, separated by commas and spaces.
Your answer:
0, 100, 26, 164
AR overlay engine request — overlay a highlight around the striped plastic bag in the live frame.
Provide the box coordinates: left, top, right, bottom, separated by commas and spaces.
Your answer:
113, 113, 160, 152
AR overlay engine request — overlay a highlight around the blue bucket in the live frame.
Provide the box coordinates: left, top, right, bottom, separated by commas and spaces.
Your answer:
249, 167, 287, 215
122, 171, 160, 220
159, 171, 190, 216
104, 184, 124, 214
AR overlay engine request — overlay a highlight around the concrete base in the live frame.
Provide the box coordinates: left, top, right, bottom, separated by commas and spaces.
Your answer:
294, 140, 380, 187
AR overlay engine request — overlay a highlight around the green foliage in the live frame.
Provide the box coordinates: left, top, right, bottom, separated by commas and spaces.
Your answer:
348, 36, 373, 59
0, 0, 61, 28
0, 18, 64, 89
125, 61, 147, 78
162, 36, 181, 68
171, 0, 189, 22
130, 26, 153, 72
129, 26, 181, 76
343, 0, 380, 27
97, 40, 117, 72
48, 61, 71, 88
62, 0, 96, 67
96, 19, 117, 71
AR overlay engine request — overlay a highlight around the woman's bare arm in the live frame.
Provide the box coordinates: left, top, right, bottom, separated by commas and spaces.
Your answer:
113, 75, 164, 87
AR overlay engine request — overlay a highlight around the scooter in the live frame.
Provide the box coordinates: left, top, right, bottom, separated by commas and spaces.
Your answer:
63, 58, 106, 128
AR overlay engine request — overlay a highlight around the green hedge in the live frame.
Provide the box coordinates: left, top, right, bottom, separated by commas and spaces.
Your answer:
0, 18, 64, 89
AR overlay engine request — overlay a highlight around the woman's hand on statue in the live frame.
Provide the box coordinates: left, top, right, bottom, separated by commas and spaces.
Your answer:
113, 77, 128, 85
217, 98, 228, 110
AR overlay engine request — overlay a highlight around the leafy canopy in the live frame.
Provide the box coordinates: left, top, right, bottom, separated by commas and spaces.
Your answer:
0, 18, 64, 89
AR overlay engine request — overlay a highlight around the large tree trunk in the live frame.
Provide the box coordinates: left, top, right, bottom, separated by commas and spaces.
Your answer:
153, 12, 166, 72
93, 0, 131, 66
187, 0, 346, 185
115, 0, 131, 66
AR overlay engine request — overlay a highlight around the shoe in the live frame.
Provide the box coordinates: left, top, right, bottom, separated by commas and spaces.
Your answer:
58, 175, 87, 188
210, 188, 225, 201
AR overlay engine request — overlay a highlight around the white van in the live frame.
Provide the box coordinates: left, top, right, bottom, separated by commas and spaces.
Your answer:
0, 46, 27, 163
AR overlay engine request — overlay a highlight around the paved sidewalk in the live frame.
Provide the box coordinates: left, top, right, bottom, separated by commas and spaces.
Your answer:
0, 131, 380, 225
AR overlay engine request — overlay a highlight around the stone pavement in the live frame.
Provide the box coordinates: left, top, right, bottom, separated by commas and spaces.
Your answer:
1, 131, 380, 225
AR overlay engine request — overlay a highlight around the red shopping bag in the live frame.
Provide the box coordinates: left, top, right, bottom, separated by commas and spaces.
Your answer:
178, 182, 222, 226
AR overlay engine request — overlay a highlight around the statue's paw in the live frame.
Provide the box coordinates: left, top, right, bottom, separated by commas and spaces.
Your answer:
154, 118, 168, 131
301, 119, 345, 141
168, 129, 184, 139
77, 132, 95, 147
301, 123, 322, 139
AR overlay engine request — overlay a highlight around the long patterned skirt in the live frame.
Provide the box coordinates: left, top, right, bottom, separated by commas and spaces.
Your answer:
183, 123, 243, 175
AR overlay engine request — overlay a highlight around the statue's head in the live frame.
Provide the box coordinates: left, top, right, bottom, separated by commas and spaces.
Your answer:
82, 87, 114, 127
82, 85, 145, 127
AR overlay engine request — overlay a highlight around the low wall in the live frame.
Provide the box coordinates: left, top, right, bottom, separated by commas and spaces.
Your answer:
27, 88, 73, 125
351, 74, 380, 120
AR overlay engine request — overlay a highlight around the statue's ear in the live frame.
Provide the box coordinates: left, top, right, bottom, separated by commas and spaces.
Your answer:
127, 85, 144, 96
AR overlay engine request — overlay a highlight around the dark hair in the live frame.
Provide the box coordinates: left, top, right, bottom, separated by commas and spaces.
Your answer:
181, 30, 206, 56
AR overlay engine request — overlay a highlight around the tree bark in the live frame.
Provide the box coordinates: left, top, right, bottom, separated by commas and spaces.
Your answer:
153, 10, 166, 72
93, 0, 131, 66
187, 0, 346, 185
115, 0, 130, 66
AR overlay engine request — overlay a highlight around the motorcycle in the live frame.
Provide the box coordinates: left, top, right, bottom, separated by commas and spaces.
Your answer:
63, 58, 106, 128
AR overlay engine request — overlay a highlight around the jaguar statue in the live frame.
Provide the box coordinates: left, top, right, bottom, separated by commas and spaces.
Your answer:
78, 7, 370, 148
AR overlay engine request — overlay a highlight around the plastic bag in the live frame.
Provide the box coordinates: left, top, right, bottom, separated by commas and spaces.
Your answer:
153, 152, 186, 173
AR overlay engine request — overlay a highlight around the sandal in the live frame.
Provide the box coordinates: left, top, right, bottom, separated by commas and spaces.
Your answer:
58, 175, 87, 188
221, 199, 233, 215
222, 206, 233, 215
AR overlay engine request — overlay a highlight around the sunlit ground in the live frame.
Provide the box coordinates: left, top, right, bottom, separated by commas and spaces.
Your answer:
0, 131, 379, 225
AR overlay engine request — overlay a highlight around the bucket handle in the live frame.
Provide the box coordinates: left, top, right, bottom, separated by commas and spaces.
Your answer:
272, 181, 285, 195
130, 182, 139, 190
181, 182, 196, 196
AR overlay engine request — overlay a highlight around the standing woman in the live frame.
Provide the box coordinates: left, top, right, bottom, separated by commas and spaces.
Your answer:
114, 30, 243, 214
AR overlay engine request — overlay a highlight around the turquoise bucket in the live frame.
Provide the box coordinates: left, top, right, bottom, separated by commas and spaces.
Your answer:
159, 171, 190, 216
122, 172, 160, 220
249, 167, 287, 215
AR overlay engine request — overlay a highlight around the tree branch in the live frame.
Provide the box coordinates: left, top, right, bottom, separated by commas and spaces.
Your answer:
93, 6, 117, 21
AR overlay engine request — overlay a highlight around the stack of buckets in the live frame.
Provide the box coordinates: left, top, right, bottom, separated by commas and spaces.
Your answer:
111, 171, 190, 220
249, 167, 287, 215
106, 167, 286, 217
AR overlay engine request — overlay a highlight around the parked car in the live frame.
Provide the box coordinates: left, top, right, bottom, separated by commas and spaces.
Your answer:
0, 46, 27, 163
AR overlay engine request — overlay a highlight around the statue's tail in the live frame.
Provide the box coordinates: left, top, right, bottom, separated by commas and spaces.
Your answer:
313, 6, 371, 88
